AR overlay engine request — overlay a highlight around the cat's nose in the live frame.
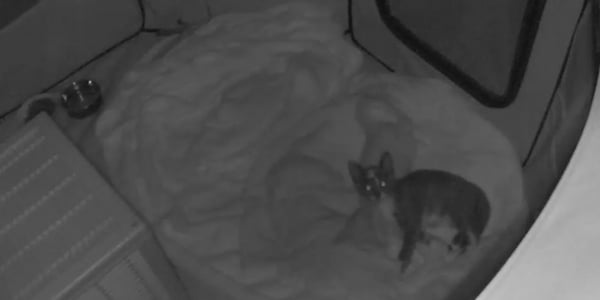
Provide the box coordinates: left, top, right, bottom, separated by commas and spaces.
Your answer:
373, 189, 381, 198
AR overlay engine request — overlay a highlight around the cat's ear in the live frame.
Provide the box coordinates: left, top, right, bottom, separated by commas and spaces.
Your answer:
348, 161, 365, 186
380, 152, 394, 179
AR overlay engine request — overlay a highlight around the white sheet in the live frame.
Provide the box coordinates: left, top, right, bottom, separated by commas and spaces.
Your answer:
94, 2, 528, 300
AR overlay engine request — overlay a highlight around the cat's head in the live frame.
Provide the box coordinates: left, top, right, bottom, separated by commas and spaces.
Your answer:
348, 152, 395, 202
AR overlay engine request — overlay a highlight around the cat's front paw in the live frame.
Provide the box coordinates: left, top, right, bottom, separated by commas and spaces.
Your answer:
386, 237, 403, 260
400, 260, 411, 273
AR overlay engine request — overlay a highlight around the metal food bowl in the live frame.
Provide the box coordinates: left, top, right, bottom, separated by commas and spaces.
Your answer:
61, 79, 103, 119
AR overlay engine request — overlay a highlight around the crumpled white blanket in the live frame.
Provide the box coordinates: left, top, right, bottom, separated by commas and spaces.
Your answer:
94, 2, 528, 300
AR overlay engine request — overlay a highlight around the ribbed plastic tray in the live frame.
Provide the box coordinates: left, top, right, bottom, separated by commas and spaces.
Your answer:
0, 113, 189, 300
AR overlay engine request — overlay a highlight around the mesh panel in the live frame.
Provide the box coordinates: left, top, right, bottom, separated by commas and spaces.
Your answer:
376, 0, 545, 106
0, 0, 39, 29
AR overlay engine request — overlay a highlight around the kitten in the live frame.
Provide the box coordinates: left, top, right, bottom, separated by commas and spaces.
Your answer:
348, 152, 491, 271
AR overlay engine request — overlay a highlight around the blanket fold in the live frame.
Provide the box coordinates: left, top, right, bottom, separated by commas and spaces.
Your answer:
94, 2, 527, 300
